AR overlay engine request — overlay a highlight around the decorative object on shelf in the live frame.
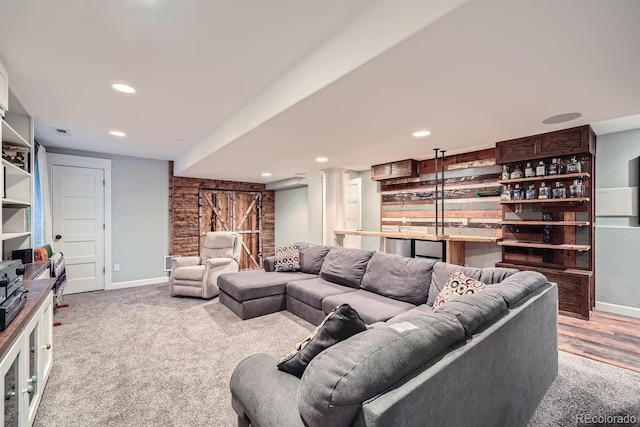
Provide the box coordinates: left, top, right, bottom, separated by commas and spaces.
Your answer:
552, 181, 566, 199
538, 182, 550, 199
1, 143, 28, 172
501, 184, 512, 201
513, 184, 523, 201
511, 164, 523, 179
570, 179, 585, 198
501, 165, 510, 180
524, 162, 535, 178
526, 184, 537, 200
566, 156, 582, 173
536, 161, 547, 177
475, 189, 501, 197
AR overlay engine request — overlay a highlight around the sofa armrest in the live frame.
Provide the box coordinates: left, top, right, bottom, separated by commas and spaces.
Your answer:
173, 256, 201, 269
263, 257, 275, 272
230, 354, 305, 427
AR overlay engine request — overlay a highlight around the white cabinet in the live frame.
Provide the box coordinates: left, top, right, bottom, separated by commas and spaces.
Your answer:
0, 290, 53, 426
0, 61, 8, 117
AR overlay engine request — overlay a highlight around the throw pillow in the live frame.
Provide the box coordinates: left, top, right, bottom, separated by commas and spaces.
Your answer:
432, 271, 486, 309
277, 304, 366, 378
274, 243, 300, 272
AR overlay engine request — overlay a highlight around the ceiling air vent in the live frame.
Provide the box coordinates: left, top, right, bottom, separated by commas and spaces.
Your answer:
53, 127, 71, 137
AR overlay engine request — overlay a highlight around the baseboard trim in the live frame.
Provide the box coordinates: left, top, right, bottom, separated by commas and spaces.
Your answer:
595, 301, 640, 319
109, 276, 168, 290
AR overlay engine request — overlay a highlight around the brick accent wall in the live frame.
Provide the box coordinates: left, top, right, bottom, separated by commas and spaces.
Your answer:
168, 162, 275, 263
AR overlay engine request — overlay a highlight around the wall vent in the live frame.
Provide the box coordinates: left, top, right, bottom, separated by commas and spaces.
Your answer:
53, 127, 72, 136
164, 255, 181, 271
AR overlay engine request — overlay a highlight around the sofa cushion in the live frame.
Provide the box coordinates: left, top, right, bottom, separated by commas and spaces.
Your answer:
297, 312, 465, 427
386, 303, 433, 324
278, 304, 366, 378
481, 271, 548, 308
434, 291, 507, 335
218, 270, 317, 302
274, 243, 301, 272
320, 248, 374, 288
432, 271, 486, 308
299, 245, 331, 275
322, 290, 415, 324
426, 262, 518, 306
287, 278, 356, 310
361, 252, 435, 305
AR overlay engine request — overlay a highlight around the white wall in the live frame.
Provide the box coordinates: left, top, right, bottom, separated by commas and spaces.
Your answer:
275, 186, 309, 246
358, 169, 382, 251
594, 128, 640, 317
46, 147, 169, 285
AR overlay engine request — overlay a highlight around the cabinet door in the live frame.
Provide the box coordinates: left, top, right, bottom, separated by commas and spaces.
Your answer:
495, 137, 538, 164
40, 293, 53, 385
23, 308, 41, 425
0, 338, 22, 426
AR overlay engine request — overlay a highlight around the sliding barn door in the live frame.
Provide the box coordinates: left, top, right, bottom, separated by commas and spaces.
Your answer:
199, 190, 262, 270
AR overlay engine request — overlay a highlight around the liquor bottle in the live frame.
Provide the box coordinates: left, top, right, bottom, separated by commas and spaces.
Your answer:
566, 156, 582, 173
552, 181, 566, 199
524, 162, 535, 178
501, 165, 510, 180
538, 182, 550, 199
548, 158, 559, 175
513, 184, 523, 201
536, 160, 547, 176
511, 164, 523, 179
525, 184, 537, 200
500, 184, 513, 201
570, 179, 584, 198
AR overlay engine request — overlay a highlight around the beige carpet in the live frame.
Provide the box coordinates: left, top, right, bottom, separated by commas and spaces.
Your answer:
34, 283, 640, 426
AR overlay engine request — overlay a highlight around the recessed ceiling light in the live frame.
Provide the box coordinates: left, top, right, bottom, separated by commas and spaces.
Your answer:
542, 112, 582, 125
112, 83, 136, 94
109, 130, 126, 137
315, 157, 329, 163
261, 172, 272, 177
412, 130, 431, 138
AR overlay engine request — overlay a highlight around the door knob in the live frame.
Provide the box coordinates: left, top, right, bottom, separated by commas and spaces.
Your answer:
55, 234, 62, 240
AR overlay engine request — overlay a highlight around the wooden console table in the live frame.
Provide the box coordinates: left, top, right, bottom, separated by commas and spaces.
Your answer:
334, 230, 499, 266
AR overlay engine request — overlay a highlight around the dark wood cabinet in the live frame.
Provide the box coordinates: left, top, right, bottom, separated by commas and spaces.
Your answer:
495, 125, 596, 319
371, 159, 418, 181
496, 125, 595, 164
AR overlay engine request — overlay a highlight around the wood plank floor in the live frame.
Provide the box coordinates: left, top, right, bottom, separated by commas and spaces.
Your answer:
558, 311, 640, 373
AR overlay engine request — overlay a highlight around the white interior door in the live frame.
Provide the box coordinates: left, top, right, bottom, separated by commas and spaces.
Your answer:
51, 165, 105, 294
343, 178, 362, 249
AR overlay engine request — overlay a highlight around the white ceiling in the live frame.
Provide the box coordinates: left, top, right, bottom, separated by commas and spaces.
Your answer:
1, 0, 639, 184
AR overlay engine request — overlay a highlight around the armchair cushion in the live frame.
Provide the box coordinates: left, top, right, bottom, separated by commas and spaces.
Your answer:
200, 232, 241, 262
173, 265, 205, 281
204, 257, 234, 269
173, 256, 200, 269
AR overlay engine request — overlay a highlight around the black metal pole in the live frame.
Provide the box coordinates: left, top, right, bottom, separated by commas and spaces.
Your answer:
433, 148, 440, 236
440, 149, 446, 235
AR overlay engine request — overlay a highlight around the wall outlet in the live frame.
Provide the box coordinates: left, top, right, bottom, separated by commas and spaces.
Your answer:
113, 264, 120, 272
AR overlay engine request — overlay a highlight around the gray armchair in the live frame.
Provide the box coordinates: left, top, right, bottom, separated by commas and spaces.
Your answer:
170, 231, 242, 299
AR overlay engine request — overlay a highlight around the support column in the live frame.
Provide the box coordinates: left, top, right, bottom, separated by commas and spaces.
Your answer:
322, 168, 347, 246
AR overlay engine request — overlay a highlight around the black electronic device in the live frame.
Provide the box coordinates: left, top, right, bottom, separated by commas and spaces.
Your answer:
0, 260, 25, 306
0, 287, 28, 331
11, 249, 32, 265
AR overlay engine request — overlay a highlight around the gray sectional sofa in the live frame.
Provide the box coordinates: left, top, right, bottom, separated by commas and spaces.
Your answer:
221, 243, 559, 427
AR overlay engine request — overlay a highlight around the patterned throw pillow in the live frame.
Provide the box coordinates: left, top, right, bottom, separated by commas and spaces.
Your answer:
277, 304, 366, 378
274, 243, 301, 272
432, 271, 486, 309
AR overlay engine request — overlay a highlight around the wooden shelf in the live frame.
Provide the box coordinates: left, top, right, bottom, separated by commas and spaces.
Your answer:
501, 220, 590, 226
498, 172, 590, 184
1, 118, 30, 148
498, 240, 590, 251
2, 159, 30, 177
2, 198, 30, 207
1, 232, 31, 241
501, 197, 589, 204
